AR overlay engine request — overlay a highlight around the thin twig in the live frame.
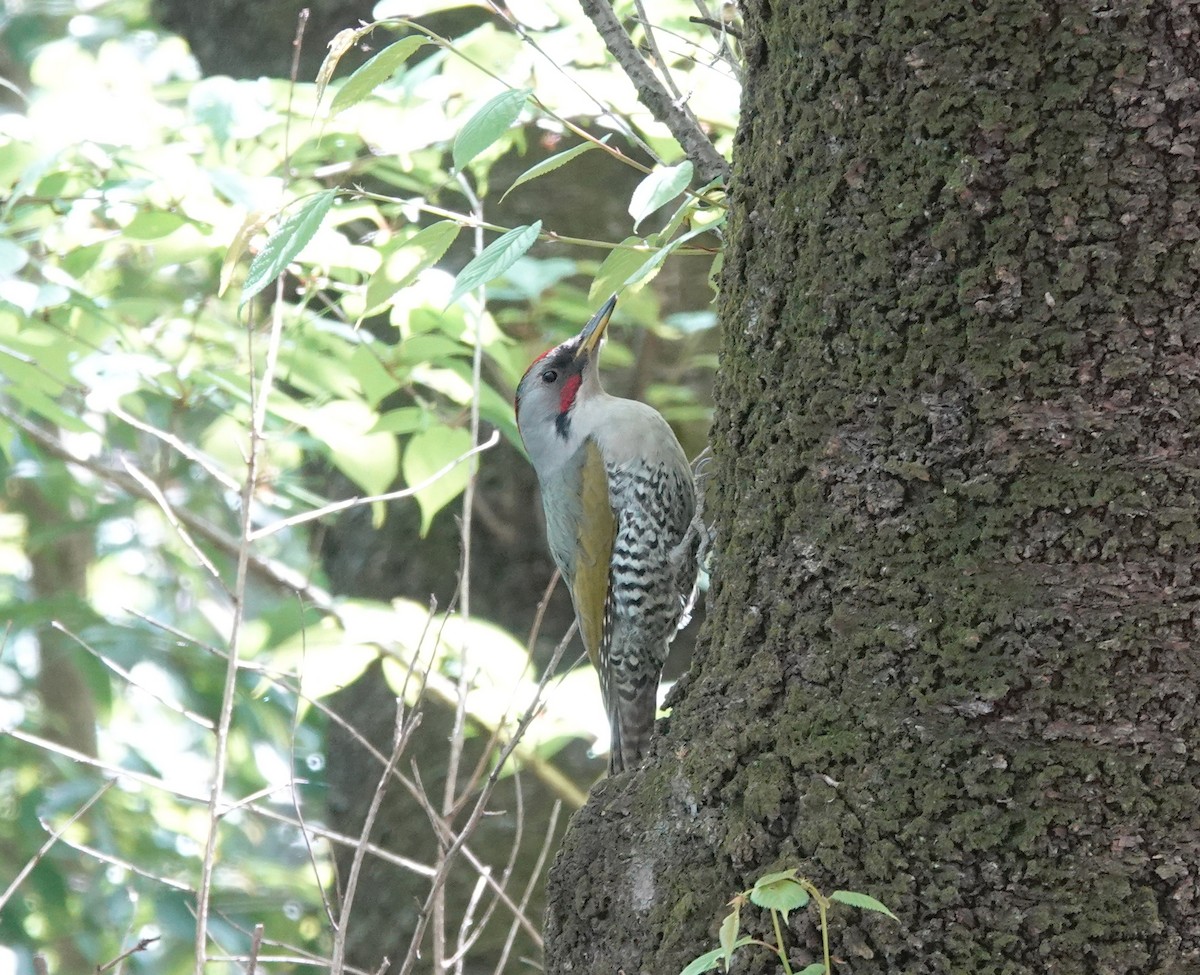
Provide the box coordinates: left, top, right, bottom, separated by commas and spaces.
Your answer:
207, 956, 373, 973
491, 799, 561, 975
8, 727, 436, 877
95, 937, 160, 975
576, 0, 730, 185
109, 403, 240, 493
689, 15, 743, 40
482, 0, 660, 163
331, 703, 416, 975
378, 17, 659, 178
195, 273, 289, 975
246, 924, 265, 975
396, 621, 580, 975
50, 621, 215, 730
55, 832, 194, 892
119, 456, 222, 581
247, 431, 499, 540
284, 9, 310, 162
0, 780, 114, 913
632, 0, 685, 101
288, 626, 338, 930
0, 404, 338, 612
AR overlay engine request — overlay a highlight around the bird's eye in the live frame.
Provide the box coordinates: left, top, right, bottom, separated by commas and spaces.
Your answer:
540, 369, 558, 383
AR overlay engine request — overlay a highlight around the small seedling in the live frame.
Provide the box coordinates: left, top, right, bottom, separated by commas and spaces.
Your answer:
680, 868, 898, 975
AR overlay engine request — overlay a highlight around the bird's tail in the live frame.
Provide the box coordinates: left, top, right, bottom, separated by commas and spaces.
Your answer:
608, 684, 658, 774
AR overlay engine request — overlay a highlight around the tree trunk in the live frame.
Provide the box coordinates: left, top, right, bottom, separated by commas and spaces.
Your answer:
544, 2, 1200, 973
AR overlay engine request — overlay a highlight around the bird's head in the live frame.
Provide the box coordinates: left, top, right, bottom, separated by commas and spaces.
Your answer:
515, 294, 616, 466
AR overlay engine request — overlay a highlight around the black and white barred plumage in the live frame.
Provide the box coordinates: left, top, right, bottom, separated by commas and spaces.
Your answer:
515, 297, 698, 773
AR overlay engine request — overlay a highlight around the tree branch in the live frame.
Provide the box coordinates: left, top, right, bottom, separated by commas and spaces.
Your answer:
577, 0, 731, 186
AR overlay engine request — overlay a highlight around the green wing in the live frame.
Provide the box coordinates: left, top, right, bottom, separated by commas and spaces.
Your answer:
571, 439, 615, 671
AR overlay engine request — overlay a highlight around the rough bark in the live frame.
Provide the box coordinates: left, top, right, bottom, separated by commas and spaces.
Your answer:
545, 2, 1200, 973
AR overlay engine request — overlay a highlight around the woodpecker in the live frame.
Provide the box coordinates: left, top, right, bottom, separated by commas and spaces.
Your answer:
515, 295, 697, 773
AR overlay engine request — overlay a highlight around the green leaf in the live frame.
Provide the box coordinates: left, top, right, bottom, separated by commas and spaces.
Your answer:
453, 88, 531, 171
679, 948, 724, 975
305, 399, 399, 497
241, 190, 337, 306
123, 210, 190, 240
500, 135, 609, 202
448, 221, 541, 306
797, 964, 829, 975
330, 36, 428, 117
679, 941, 757, 975
402, 425, 474, 535
749, 873, 809, 920
753, 868, 800, 887
629, 161, 693, 231
0, 238, 29, 276
371, 406, 427, 435
590, 237, 654, 302
363, 220, 461, 314
717, 903, 741, 965
623, 223, 713, 289
830, 890, 899, 920
268, 619, 379, 703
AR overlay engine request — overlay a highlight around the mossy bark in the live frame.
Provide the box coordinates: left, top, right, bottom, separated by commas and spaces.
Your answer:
544, 2, 1200, 973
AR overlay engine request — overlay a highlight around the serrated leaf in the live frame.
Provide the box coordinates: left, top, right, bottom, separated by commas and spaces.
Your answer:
453, 88, 531, 171
590, 237, 654, 302
623, 223, 713, 289
219, 209, 270, 297
329, 36, 428, 117
402, 425, 474, 536
500, 135, 609, 202
448, 221, 541, 306
629, 160, 693, 231
241, 190, 337, 306
749, 875, 809, 919
830, 890, 899, 920
362, 220, 460, 314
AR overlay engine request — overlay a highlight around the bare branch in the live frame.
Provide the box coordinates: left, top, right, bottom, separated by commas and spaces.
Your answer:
492, 798, 561, 975
331, 703, 416, 975
576, 0, 730, 185
631, 0, 684, 102
0, 780, 114, 913
246, 430, 499, 541
50, 621, 215, 730
0, 404, 337, 612
246, 925, 265, 975
689, 14, 743, 39
11, 724, 437, 878
95, 937, 160, 975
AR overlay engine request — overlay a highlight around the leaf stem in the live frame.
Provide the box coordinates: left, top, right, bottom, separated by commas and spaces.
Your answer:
770, 909, 794, 975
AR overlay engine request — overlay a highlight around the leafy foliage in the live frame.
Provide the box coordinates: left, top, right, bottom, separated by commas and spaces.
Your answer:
0, 0, 739, 972
681, 869, 898, 974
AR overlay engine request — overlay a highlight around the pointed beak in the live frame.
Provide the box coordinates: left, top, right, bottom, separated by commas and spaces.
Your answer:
575, 294, 617, 361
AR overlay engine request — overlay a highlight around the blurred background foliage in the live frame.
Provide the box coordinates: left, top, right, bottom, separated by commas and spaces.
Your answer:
0, 0, 737, 972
